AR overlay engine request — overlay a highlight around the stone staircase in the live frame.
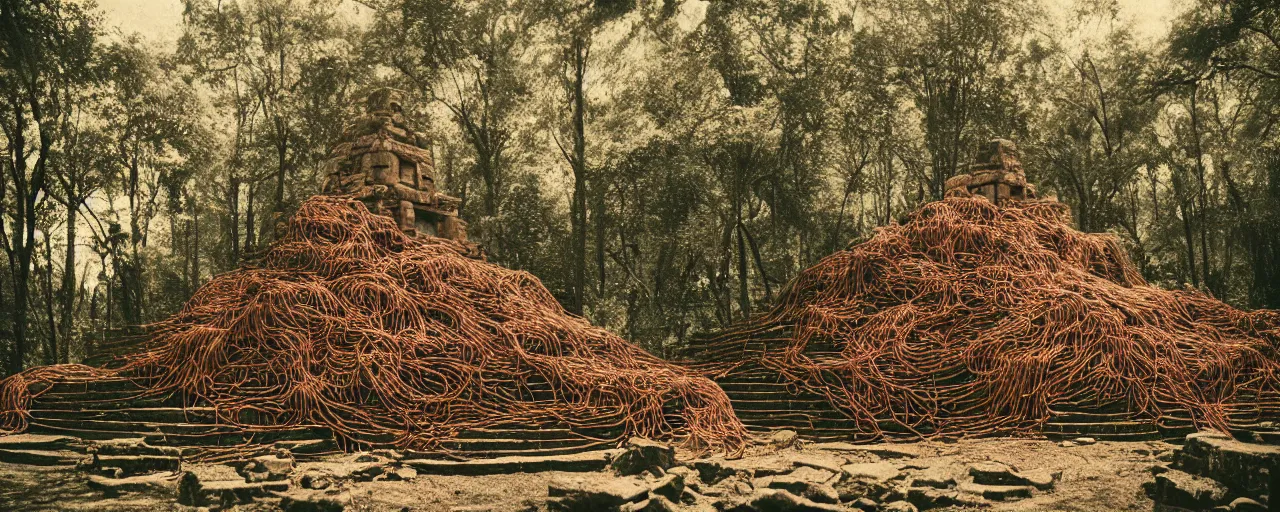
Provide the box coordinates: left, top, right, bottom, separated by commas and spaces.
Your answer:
0, 434, 89, 467
81, 327, 147, 368
713, 370, 875, 442
15, 375, 626, 461
681, 327, 1263, 444
20, 378, 338, 458
0, 433, 184, 478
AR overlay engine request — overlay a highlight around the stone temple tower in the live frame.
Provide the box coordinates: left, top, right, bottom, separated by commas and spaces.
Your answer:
944, 139, 1038, 204
322, 88, 481, 258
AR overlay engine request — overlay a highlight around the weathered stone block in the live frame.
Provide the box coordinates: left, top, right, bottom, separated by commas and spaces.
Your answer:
1151, 468, 1229, 511
612, 437, 676, 476
1175, 431, 1280, 498
547, 476, 648, 511
747, 489, 846, 512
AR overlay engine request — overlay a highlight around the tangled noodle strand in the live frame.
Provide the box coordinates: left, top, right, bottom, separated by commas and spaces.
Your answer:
0, 196, 747, 454
697, 198, 1280, 439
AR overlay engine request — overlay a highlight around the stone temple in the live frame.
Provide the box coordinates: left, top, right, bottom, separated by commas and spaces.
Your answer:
944, 139, 1038, 204
322, 88, 482, 258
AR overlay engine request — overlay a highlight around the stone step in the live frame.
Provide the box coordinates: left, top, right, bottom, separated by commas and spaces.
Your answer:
93, 438, 183, 457
1043, 421, 1158, 435
181, 477, 291, 507
1048, 399, 1135, 415
730, 400, 846, 413
0, 448, 85, 466
452, 426, 617, 442
29, 417, 234, 436
94, 454, 182, 476
0, 434, 83, 451
439, 436, 610, 453
737, 421, 866, 436
29, 407, 218, 424
1048, 410, 1143, 423
403, 448, 622, 475
423, 441, 617, 460
1044, 430, 1161, 442
716, 380, 796, 391
272, 438, 342, 456
25, 423, 193, 442
42, 378, 150, 394
87, 473, 179, 498
736, 415, 860, 429
734, 408, 856, 421
720, 390, 819, 400
143, 428, 336, 448
745, 425, 879, 443
31, 391, 178, 409
15, 391, 642, 461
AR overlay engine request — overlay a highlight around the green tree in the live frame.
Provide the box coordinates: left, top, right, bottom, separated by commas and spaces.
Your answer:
98, 38, 202, 326
1028, 29, 1162, 234
0, 0, 99, 374
179, 0, 361, 259
1158, 0, 1280, 305
875, 0, 1039, 199
374, 0, 537, 262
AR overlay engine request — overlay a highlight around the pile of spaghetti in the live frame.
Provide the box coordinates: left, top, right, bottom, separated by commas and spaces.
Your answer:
0, 196, 746, 452
700, 197, 1280, 438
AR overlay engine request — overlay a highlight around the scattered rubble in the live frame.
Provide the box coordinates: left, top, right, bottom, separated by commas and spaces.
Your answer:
748, 488, 846, 511
0, 431, 1215, 511
649, 473, 684, 502
908, 467, 956, 490
236, 453, 295, 482
769, 430, 799, 449
613, 437, 677, 476
278, 489, 351, 512
881, 501, 918, 512
967, 460, 1057, 490
547, 476, 648, 511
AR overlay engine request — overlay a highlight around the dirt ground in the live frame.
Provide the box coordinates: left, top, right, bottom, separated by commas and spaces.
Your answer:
0, 437, 1170, 512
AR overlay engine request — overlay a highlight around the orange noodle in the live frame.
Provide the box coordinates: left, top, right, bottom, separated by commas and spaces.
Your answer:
694, 197, 1280, 440
0, 196, 747, 454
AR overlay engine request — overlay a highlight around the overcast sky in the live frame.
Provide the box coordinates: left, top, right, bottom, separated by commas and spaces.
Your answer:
98, 0, 1182, 47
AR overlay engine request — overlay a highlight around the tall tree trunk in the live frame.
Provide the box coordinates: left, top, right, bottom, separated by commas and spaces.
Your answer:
58, 198, 76, 364
735, 220, 750, 319
126, 154, 144, 325
475, 145, 502, 258
1179, 197, 1199, 287
274, 124, 288, 219
742, 222, 772, 302
229, 176, 240, 266
5, 98, 28, 375
714, 221, 733, 326
1189, 88, 1212, 291
8, 94, 51, 374
568, 34, 588, 316
11, 210, 32, 374
42, 231, 56, 365
245, 181, 257, 254
594, 185, 606, 297
191, 195, 201, 293
273, 41, 289, 220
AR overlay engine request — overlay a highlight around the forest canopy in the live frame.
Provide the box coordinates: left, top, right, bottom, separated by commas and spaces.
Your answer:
0, 0, 1277, 374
